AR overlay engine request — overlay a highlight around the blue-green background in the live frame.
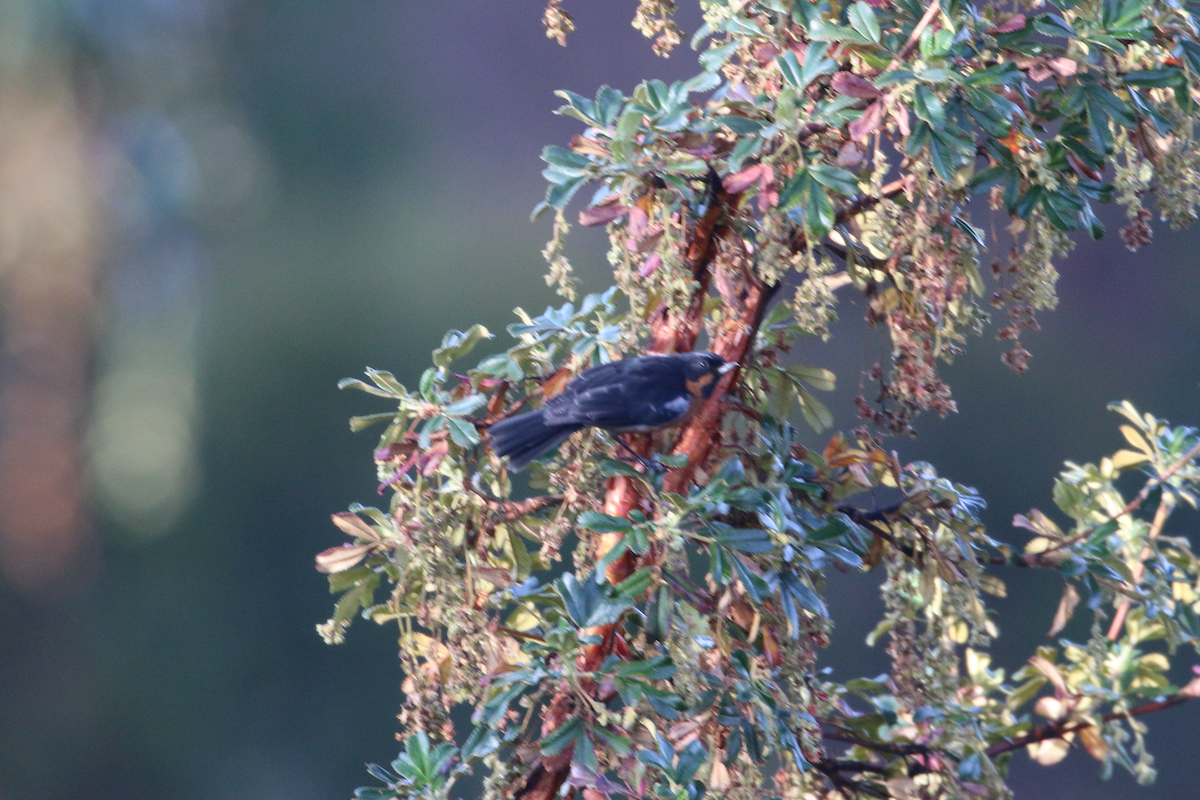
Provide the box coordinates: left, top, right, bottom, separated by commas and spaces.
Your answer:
1, 2, 1198, 798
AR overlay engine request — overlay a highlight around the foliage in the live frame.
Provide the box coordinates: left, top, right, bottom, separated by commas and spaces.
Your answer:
321, 2, 1200, 799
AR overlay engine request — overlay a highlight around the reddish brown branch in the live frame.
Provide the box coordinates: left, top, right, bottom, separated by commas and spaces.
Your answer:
985, 680, 1200, 757
1037, 438, 1200, 558
470, 487, 565, 520
520, 175, 927, 794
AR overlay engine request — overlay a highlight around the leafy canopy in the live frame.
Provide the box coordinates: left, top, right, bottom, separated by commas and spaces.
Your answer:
323, 2, 1200, 799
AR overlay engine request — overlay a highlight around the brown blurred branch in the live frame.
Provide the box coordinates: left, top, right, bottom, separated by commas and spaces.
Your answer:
519, 177, 922, 794
1037, 438, 1200, 558
469, 486, 565, 520
985, 678, 1200, 757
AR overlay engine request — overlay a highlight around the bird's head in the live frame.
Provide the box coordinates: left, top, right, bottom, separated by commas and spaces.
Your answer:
680, 351, 737, 399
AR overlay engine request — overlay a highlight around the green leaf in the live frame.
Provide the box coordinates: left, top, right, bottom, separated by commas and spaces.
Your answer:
786, 364, 836, 392
444, 394, 487, 417
808, 17, 873, 45
432, 324, 493, 368
616, 654, 677, 681
479, 682, 527, 727
615, 106, 643, 142
732, 555, 771, 604
1042, 189, 1084, 232
1014, 185, 1044, 220
965, 61, 1022, 86
332, 569, 380, 625
1033, 14, 1076, 38
349, 412, 397, 432
808, 163, 860, 197
614, 567, 655, 598
447, 418, 481, 447
1181, 40, 1200, 77
714, 527, 774, 553
1079, 201, 1105, 239
573, 732, 599, 773
658, 452, 689, 468
847, 1, 881, 44
913, 85, 946, 127
958, 752, 983, 782
800, 41, 838, 90
796, 384, 834, 432
716, 114, 765, 134
540, 717, 584, 756
578, 510, 634, 533
1123, 68, 1184, 89
776, 49, 803, 89
554, 89, 598, 125
778, 43, 837, 91
700, 40, 739, 73
542, 144, 592, 172
781, 570, 828, 618
779, 170, 835, 240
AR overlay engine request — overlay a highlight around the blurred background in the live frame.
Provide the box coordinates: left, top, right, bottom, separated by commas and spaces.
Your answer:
0, 2, 1197, 799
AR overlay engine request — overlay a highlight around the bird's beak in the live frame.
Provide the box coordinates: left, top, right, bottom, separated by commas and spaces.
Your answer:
718, 361, 738, 375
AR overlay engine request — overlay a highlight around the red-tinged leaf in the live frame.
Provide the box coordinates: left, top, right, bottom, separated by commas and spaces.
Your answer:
316, 542, 377, 574
756, 164, 778, 211
638, 253, 663, 277
1065, 151, 1101, 181
331, 511, 379, 541
762, 627, 783, 667
627, 205, 649, 241
892, 103, 911, 136
1013, 509, 1061, 537
472, 565, 513, 589
1029, 655, 1068, 694
375, 442, 416, 462
723, 163, 766, 194
570, 134, 611, 158
1028, 63, 1052, 82
986, 13, 1026, 34
753, 41, 779, 65
849, 100, 883, 143
579, 204, 630, 226
832, 71, 881, 99
419, 439, 449, 476
1079, 726, 1108, 761
1030, 736, 1071, 765
1047, 57, 1077, 77
837, 140, 864, 167
1048, 582, 1080, 636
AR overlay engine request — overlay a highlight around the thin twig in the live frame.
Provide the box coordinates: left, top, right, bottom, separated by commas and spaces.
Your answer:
1038, 438, 1200, 557
1107, 493, 1174, 640
985, 680, 1200, 757
822, 729, 931, 756
469, 485, 565, 520
889, 1, 941, 68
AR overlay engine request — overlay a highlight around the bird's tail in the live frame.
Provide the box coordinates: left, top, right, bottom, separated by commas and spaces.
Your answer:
487, 410, 579, 471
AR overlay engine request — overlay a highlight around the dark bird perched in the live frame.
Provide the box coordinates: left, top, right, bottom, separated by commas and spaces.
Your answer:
487, 351, 736, 471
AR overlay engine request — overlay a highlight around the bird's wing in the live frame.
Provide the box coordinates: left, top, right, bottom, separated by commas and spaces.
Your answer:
543, 357, 689, 429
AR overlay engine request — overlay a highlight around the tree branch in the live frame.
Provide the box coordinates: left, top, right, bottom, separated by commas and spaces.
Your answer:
985, 678, 1200, 757
890, 1, 941, 67
1036, 438, 1200, 558
822, 729, 932, 757
470, 486, 566, 520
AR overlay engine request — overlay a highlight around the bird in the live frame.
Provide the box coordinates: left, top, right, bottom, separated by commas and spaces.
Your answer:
487, 351, 736, 471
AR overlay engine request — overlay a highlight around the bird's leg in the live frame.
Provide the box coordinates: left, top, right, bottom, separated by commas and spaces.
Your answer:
608, 434, 664, 474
